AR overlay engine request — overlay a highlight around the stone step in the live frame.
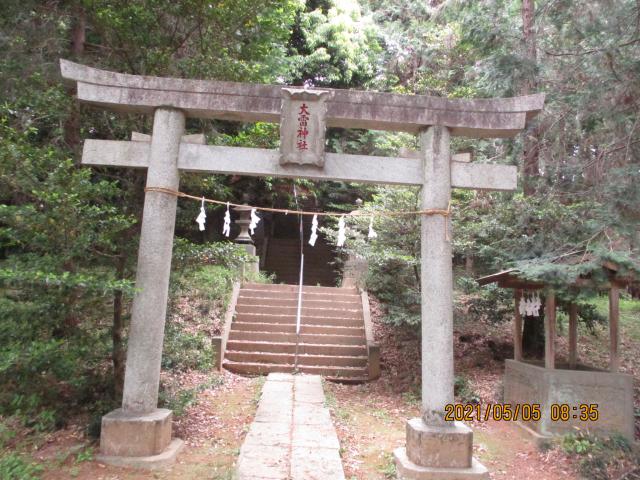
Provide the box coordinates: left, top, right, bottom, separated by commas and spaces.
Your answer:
265, 271, 338, 281
226, 340, 366, 356
224, 360, 291, 375
230, 321, 364, 335
236, 305, 362, 319
225, 351, 368, 367
236, 296, 360, 308
228, 330, 365, 345
234, 314, 363, 327
243, 283, 357, 295
223, 360, 368, 378
238, 290, 360, 302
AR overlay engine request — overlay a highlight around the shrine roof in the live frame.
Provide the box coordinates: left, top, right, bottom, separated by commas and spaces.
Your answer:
477, 252, 640, 291
60, 59, 544, 139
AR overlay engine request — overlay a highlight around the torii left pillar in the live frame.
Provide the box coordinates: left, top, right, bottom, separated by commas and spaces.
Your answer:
97, 107, 186, 467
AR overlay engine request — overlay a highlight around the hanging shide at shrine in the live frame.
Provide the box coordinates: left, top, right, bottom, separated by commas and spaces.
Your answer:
143, 186, 451, 218
142, 186, 450, 247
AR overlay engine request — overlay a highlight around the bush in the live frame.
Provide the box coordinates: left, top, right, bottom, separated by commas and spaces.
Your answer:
172, 239, 250, 272
562, 432, 597, 455
0, 453, 43, 480
561, 431, 636, 480
454, 280, 513, 325
158, 375, 224, 417
164, 264, 240, 371
162, 328, 215, 371
454, 375, 480, 404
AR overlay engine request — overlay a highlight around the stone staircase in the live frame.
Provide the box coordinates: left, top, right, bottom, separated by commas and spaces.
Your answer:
222, 283, 376, 381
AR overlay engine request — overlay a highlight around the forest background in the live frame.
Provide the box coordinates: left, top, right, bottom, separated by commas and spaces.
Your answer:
0, 0, 639, 475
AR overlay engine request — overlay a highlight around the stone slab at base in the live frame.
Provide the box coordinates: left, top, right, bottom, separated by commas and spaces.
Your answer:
96, 438, 184, 470
406, 418, 472, 468
394, 448, 488, 480
100, 408, 172, 457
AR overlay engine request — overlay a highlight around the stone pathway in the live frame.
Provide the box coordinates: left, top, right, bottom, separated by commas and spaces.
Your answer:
237, 373, 345, 480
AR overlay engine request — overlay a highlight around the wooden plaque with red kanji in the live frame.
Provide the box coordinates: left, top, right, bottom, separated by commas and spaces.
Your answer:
279, 88, 329, 167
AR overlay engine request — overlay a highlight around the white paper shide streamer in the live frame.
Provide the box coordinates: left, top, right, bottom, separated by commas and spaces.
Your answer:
368, 216, 377, 239
249, 208, 260, 235
309, 214, 318, 246
519, 291, 542, 317
222, 202, 231, 237
336, 215, 346, 247
196, 197, 207, 231
518, 295, 526, 316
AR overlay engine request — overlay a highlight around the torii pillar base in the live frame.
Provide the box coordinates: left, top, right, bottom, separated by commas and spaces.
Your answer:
394, 419, 488, 479
96, 409, 184, 469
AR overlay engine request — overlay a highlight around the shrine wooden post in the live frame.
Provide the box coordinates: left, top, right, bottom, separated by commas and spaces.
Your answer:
568, 303, 578, 369
513, 290, 524, 361
609, 285, 620, 372
545, 291, 556, 370
60, 59, 543, 477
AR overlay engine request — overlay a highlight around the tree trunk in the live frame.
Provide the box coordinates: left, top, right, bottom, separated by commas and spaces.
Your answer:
112, 256, 127, 400
71, 6, 86, 55
520, 0, 545, 352
521, 0, 540, 195
465, 254, 474, 275
64, 6, 85, 150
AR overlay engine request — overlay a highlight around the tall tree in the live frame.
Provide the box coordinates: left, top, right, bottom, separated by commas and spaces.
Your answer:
520, 0, 541, 195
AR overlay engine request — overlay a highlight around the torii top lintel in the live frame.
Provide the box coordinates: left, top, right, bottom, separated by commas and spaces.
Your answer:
60, 60, 544, 139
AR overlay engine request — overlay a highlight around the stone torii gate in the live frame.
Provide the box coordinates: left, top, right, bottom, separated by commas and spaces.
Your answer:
60, 59, 543, 477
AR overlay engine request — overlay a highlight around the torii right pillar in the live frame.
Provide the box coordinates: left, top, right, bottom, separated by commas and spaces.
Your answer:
394, 126, 489, 479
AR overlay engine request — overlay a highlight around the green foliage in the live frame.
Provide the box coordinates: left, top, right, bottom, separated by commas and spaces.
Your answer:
0, 101, 136, 424
562, 432, 598, 455
158, 375, 224, 417
289, 0, 381, 88
172, 239, 251, 273
164, 260, 249, 372
377, 452, 397, 478
82, 0, 303, 81
162, 327, 215, 372
562, 431, 636, 480
454, 375, 480, 404
74, 447, 93, 464
0, 421, 16, 450
322, 187, 422, 326
0, 453, 43, 480
454, 279, 513, 325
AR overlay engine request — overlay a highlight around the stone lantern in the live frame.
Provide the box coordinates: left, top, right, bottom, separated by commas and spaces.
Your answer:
233, 194, 259, 274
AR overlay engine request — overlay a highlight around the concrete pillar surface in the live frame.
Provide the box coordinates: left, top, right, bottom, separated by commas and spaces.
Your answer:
396, 126, 489, 479
420, 126, 454, 426
122, 107, 185, 413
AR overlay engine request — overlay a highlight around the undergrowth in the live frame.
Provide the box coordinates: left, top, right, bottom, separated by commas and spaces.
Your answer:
0, 453, 43, 480
560, 431, 637, 480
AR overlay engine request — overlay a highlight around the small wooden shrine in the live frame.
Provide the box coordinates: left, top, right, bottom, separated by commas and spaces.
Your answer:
477, 256, 638, 441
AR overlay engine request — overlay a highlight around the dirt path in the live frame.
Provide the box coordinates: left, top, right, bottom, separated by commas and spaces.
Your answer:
324, 380, 575, 480
39, 371, 260, 480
